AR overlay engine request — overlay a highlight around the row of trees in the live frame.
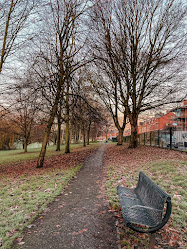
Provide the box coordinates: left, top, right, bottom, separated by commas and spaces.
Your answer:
0, 75, 108, 150
0, 0, 109, 167
0, 0, 187, 168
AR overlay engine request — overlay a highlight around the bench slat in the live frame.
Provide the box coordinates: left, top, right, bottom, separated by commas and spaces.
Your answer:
135, 172, 171, 211
117, 172, 172, 232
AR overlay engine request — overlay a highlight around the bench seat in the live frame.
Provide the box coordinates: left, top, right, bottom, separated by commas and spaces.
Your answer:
117, 172, 172, 233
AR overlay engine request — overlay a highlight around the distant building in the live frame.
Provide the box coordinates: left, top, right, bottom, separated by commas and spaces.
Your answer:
171, 100, 187, 130
138, 111, 176, 134
102, 100, 187, 140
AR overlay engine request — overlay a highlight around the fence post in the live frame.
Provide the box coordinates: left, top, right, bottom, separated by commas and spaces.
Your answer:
158, 130, 160, 147
144, 133, 145, 145
150, 132, 152, 146
170, 127, 172, 149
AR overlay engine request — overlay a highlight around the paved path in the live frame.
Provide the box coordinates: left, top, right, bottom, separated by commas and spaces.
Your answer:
11, 144, 118, 249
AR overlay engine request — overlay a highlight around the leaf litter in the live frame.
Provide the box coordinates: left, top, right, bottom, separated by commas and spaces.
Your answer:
104, 144, 187, 248
0, 145, 98, 248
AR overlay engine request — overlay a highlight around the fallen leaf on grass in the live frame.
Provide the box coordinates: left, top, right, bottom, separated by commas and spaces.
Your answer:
27, 224, 35, 229
6, 229, 15, 237
18, 242, 25, 245
108, 208, 116, 212
44, 189, 52, 192
16, 238, 23, 243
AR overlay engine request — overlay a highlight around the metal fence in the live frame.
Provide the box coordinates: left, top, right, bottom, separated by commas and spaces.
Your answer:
126, 127, 187, 151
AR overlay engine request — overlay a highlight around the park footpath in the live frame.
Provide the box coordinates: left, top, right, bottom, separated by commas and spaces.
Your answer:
11, 144, 118, 249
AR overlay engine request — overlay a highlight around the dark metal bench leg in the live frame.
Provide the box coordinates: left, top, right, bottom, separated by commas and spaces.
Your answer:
150, 233, 156, 249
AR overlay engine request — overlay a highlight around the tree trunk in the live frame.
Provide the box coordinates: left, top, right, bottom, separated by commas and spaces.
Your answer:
117, 128, 124, 145
87, 130, 90, 145
65, 114, 70, 153
129, 118, 138, 148
105, 132, 108, 141
37, 87, 61, 168
65, 80, 70, 153
75, 128, 80, 144
61, 128, 64, 144
0, 0, 13, 72
82, 124, 86, 147
24, 137, 28, 153
87, 122, 91, 145
54, 134, 57, 145
56, 114, 61, 151
37, 128, 50, 168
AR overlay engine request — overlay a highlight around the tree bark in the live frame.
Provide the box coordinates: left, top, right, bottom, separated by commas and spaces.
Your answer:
105, 131, 108, 141
24, 137, 28, 153
75, 128, 80, 144
82, 124, 86, 147
56, 113, 61, 151
37, 87, 61, 168
65, 79, 70, 153
129, 117, 138, 148
0, 0, 13, 72
87, 121, 91, 145
87, 130, 89, 145
117, 128, 124, 145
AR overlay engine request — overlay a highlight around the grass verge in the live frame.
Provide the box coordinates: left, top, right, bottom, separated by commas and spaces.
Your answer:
105, 160, 187, 248
0, 165, 81, 249
0, 143, 89, 165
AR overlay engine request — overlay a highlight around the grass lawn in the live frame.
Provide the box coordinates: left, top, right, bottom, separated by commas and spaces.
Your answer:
104, 144, 187, 248
0, 143, 85, 165
0, 143, 99, 249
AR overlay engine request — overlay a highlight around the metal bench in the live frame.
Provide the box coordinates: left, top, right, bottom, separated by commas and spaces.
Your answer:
117, 171, 172, 235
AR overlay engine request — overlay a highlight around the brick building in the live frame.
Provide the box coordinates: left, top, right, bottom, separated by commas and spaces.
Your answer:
138, 111, 176, 134
171, 100, 187, 130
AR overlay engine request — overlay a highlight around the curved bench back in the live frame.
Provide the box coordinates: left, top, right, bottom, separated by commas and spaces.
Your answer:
135, 171, 171, 211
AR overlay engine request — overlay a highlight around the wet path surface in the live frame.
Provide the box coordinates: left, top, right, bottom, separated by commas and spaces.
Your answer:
11, 144, 117, 249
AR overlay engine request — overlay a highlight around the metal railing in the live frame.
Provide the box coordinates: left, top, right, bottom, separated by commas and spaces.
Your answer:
126, 127, 187, 151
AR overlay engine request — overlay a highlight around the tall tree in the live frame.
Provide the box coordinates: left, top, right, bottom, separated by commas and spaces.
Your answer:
115, 0, 186, 148
0, 0, 35, 73
71, 71, 108, 146
56, 101, 63, 151
8, 76, 39, 152
88, 0, 187, 148
87, 1, 128, 145
34, 0, 87, 167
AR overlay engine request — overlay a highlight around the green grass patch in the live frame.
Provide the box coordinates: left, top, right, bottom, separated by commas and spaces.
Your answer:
0, 144, 87, 165
142, 161, 187, 232
0, 165, 81, 249
105, 159, 187, 247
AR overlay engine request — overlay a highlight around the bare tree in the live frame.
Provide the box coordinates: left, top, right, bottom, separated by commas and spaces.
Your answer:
56, 101, 63, 151
8, 78, 39, 152
88, 0, 187, 148
89, 71, 128, 145
32, 0, 87, 167
0, 0, 35, 73
0, 114, 18, 150
87, 1, 128, 145
71, 72, 108, 146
